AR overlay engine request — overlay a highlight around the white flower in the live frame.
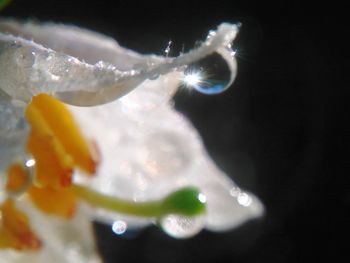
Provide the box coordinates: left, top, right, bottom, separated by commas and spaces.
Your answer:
0, 18, 263, 262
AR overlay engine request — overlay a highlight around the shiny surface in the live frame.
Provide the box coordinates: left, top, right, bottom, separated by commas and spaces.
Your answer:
1, 1, 342, 262
182, 52, 234, 94
0, 20, 238, 106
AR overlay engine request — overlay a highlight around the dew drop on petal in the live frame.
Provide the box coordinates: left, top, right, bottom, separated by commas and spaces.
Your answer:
112, 220, 128, 235
181, 51, 236, 94
237, 192, 252, 207
230, 186, 253, 207
159, 214, 204, 238
25, 158, 35, 168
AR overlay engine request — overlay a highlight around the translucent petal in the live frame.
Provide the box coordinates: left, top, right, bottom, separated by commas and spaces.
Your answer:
71, 99, 264, 232
0, 91, 28, 172
0, 18, 262, 238
0, 18, 238, 106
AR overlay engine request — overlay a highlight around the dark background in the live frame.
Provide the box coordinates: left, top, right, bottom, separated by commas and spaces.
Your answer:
2, 1, 348, 262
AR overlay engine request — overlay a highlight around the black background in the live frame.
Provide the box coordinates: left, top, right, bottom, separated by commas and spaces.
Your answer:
2, 1, 348, 262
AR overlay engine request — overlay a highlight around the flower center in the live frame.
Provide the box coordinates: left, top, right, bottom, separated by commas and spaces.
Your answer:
1, 93, 206, 251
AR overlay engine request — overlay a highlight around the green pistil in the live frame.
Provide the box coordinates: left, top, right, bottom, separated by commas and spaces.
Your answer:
161, 187, 206, 216
72, 184, 206, 218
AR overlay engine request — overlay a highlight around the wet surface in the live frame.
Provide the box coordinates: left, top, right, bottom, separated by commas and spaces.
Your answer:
2, 1, 347, 262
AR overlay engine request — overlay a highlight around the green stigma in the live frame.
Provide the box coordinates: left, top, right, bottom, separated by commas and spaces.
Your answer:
72, 184, 206, 218
160, 187, 206, 216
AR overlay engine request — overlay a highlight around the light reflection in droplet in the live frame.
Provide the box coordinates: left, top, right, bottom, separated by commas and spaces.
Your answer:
206, 30, 216, 40
181, 52, 232, 95
164, 40, 172, 57
237, 192, 252, 207
160, 214, 204, 239
112, 220, 127, 235
230, 50, 237, 57
198, 193, 207, 204
229, 186, 241, 197
183, 71, 202, 86
25, 159, 35, 167
230, 187, 252, 207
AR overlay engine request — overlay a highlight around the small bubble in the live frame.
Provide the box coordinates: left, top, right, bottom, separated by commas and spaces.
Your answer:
229, 186, 241, 197
15, 48, 35, 68
112, 220, 127, 235
46, 54, 53, 61
25, 159, 35, 168
237, 192, 252, 207
164, 40, 172, 57
160, 214, 204, 238
208, 30, 216, 38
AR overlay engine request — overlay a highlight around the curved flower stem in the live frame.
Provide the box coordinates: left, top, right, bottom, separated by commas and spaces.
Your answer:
72, 184, 206, 218
72, 184, 161, 217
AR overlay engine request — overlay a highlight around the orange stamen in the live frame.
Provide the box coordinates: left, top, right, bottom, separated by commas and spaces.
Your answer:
25, 94, 98, 189
5, 163, 28, 193
0, 200, 41, 250
26, 128, 74, 189
29, 94, 98, 174
27, 186, 77, 219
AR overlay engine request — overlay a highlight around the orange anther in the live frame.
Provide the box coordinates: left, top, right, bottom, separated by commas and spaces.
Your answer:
0, 200, 41, 250
28, 94, 98, 174
25, 94, 99, 189
27, 186, 77, 219
5, 163, 28, 193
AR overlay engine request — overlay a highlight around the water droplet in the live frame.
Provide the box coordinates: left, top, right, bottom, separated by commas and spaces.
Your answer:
164, 40, 172, 57
160, 214, 204, 238
181, 52, 234, 94
112, 220, 127, 235
22, 157, 35, 183
237, 192, 252, 207
229, 186, 241, 197
25, 159, 35, 168
207, 30, 217, 39
15, 48, 35, 68
230, 187, 253, 207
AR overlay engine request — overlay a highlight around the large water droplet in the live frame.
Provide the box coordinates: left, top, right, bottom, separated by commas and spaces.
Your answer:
159, 214, 204, 238
181, 51, 236, 94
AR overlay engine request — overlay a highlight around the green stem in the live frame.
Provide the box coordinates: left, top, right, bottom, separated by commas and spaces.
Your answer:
72, 184, 162, 217
72, 184, 206, 218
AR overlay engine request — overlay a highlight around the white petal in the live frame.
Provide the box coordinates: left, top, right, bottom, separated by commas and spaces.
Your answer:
0, 19, 238, 106
0, 18, 161, 69
70, 95, 264, 232
0, 19, 261, 237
